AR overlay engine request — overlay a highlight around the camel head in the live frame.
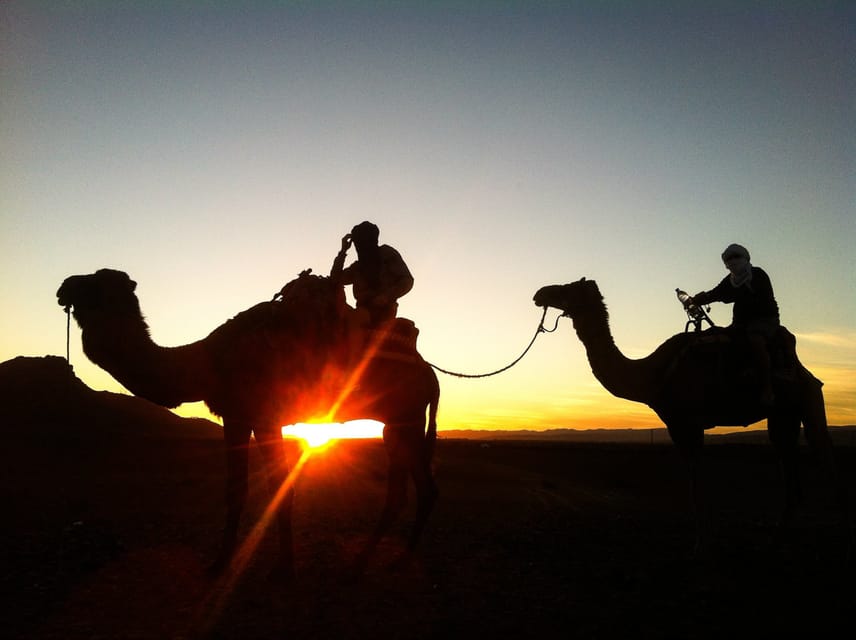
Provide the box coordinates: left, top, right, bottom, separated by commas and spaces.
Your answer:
533, 278, 602, 317
57, 269, 142, 324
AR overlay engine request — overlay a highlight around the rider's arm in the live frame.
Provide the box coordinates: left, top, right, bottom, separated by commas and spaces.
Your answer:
693, 290, 712, 305
381, 246, 414, 299
694, 276, 730, 306
330, 235, 353, 283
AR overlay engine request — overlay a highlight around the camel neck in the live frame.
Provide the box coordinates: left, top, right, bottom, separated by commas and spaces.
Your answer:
571, 307, 651, 404
79, 311, 209, 408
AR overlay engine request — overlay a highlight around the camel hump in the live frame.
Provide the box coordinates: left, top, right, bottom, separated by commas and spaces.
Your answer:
389, 317, 420, 352
770, 325, 799, 377
362, 317, 420, 355
392, 317, 418, 341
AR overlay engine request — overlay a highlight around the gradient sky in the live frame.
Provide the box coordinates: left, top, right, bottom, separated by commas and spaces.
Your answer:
2, 1, 854, 432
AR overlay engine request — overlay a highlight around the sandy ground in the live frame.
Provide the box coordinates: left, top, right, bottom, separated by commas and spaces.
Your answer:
3, 421, 855, 640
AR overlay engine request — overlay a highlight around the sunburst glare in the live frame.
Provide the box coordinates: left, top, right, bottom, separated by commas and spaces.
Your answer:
281, 419, 384, 449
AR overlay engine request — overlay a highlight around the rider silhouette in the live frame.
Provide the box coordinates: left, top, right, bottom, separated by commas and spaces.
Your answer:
693, 243, 779, 406
330, 221, 414, 326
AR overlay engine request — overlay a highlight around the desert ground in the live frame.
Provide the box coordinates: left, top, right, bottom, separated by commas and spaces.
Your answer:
3, 357, 855, 639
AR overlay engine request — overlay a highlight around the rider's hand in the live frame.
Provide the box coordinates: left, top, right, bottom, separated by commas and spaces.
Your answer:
692, 292, 708, 305
340, 234, 352, 253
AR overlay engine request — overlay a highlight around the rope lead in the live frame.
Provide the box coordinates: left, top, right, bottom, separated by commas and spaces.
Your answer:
428, 307, 561, 379
65, 306, 71, 364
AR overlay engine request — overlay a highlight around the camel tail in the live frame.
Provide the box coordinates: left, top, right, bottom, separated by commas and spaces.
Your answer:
799, 365, 832, 454
426, 369, 440, 451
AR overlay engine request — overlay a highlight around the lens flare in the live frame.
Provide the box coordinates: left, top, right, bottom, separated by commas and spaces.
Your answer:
281, 419, 384, 449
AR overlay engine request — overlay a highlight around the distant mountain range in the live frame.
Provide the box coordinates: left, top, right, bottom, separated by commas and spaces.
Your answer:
440, 426, 856, 446
2, 356, 853, 446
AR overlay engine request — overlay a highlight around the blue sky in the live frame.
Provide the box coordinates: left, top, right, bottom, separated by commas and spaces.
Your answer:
2, 1, 854, 429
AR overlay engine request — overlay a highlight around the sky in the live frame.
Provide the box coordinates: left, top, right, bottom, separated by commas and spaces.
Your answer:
2, 1, 854, 433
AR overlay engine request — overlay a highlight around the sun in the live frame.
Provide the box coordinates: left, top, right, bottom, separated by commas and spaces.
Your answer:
300, 429, 335, 449
281, 419, 384, 450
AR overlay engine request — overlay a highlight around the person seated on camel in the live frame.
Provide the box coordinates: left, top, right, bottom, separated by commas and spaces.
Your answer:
693, 243, 780, 406
330, 220, 414, 327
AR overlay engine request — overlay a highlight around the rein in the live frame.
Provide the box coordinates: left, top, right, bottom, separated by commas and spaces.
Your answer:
65, 305, 71, 364
428, 307, 563, 379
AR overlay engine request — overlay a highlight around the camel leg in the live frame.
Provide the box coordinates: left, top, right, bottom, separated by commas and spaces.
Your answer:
767, 413, 801, 530
667, 422, 706, 554
800, 372, 837, 475
350, 425, 412, 577
799, 373, 853, 555
351, 460, 408, 577
209, 419, 252, 575
255, 426, 295, 581
384, 424, 438, 570
405, 432, 438, 553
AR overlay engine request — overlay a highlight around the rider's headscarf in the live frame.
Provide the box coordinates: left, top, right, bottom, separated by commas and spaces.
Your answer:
721, 243, 752, 288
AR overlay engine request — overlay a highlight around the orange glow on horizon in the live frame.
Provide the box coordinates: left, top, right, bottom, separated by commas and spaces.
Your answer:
281, 419, 384, 448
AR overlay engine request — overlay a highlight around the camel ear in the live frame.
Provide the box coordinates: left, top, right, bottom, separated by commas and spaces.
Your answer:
117, 271, 137, 292
118, 271, 137, 292
578, 277, 586, 283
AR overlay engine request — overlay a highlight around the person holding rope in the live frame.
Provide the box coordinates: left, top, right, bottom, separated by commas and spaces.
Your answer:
330, 221, 414, 327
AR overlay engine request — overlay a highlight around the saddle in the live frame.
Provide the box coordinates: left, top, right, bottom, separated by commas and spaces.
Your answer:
259, 271, 426, 418
683, 325, 798, 383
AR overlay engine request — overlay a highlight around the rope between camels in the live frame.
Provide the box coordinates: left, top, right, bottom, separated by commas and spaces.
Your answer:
427, 307, 561, 379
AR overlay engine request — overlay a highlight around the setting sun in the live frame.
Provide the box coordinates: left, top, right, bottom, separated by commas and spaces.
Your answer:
281, 419, 384, 449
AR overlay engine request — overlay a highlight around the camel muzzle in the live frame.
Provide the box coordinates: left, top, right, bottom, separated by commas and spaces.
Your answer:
532, 286, 557, 309
56, 290, 73, 310
56, 275, 84, 309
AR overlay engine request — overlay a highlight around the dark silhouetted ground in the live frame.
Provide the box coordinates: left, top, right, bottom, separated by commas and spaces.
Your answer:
2, 357, 854, 638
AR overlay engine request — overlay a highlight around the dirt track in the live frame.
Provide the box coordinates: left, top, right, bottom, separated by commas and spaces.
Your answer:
4, 428, 854, 639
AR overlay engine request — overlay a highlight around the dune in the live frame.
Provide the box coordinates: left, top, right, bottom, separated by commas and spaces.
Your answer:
0, 355, 222, 440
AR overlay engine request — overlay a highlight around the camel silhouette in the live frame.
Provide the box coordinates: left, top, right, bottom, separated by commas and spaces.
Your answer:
533, 278, 846, 538
57, 268, 439, 579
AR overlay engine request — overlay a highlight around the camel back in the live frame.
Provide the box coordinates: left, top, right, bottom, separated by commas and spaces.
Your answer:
682, 325, 797, 375
206, 271, 425, 370
273, 270, 423, 363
